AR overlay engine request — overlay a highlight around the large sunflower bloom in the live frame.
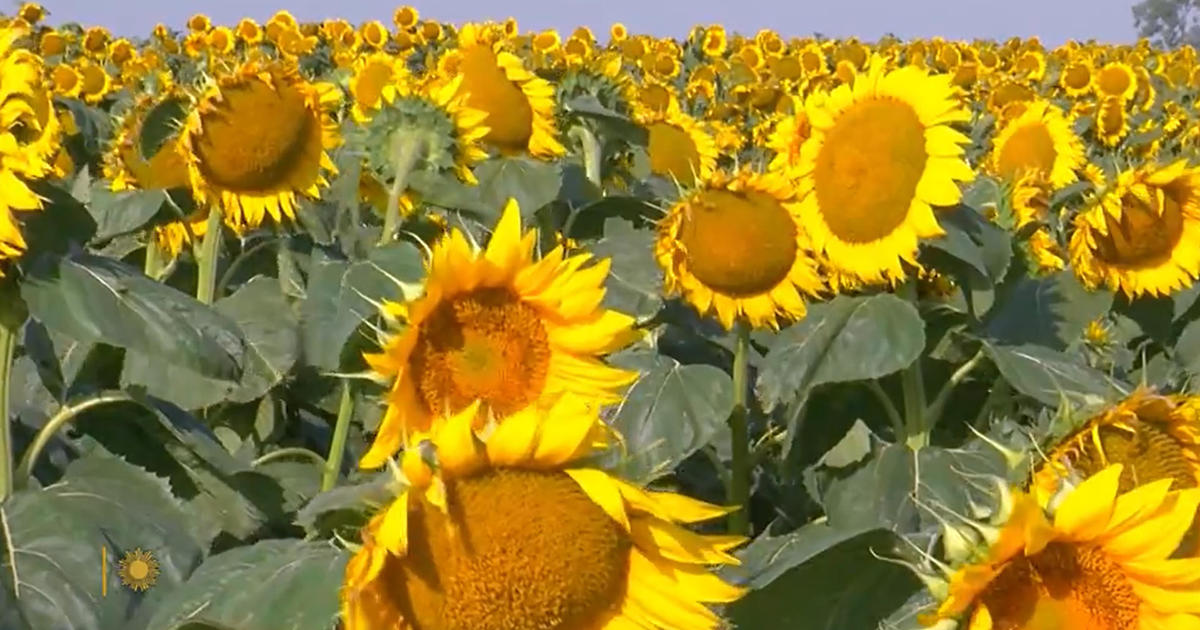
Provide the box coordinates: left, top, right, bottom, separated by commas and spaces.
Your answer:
988, 100, 1084, 189
795, 57, 974, 287
180, 60, 341, 233
341, 397, 747, 630
633, 98, 717, 187
1031, 388, 1200, 506
1069, 160, 1200, 298
451, 23, 565, 159
924, 465, 1200, 629
0, 24, 60, 268
655, 169, 824, 329
359, 199, 640, 469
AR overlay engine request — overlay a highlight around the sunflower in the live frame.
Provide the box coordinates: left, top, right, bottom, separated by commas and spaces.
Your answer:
452, 23, 565, 159
1058, 57, 1093, 97
794, 57, 974, 287
103, 92, 191, 192
923, 465, 1200, 629
631, 98, 716, 187
1095, 97, 1129, 148
655, 169, 824, 329
0, 24, 60, 268
359, 74, 490, 186
340, 396, 746, 630
988, 100, 1083, 189
358, 199, 639, 469
1096, 61, 1137, 101
180, 60, 341, 233
349, 51, 409, 122
1031, 388, 1200, 507
1069, 160, 1200, 298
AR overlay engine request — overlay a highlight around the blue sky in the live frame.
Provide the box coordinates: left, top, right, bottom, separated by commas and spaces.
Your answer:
37, 0, 1139, 44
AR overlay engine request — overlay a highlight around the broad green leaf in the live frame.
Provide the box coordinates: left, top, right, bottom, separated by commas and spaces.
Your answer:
984, 342, 1128, 407
1175, 318, 1200, 373
474, 156, 563, 216
926, 204, 1011, 284
565, 196, 658, 240
300, 242, 424, 370
588, 217, 663, 319
985, 272, 1113, 349
144, 540, 347, 630
123, 277, 300, 408
0, 453, 205, 630
607, 349, 734, 482
819, 419, 874, 469
87, 188, 166, 241
296, 473, 394, 534
756, 294, 925, 412
21, 252, 245, 381
21, 181, 98, 256
727, 529, 919, 630
138, 95, 187, 160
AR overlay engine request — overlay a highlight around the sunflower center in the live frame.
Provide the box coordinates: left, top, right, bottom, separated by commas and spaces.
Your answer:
996, 123, 1057, 181
647, 122, 701, 186
1071, 419, 1196, 493
1063, 65, 1090, 90
192, 77, 316, 191
1092, 187, 1185, 269
678, 189, 798, 296
410, 288, 550, 417
128, 561, 149, 580
813, 98, 928, 244
388, 469, 630, 630
976, 543, 1139, 630
459, 45, 533, 152
1098, 67, 1131, 97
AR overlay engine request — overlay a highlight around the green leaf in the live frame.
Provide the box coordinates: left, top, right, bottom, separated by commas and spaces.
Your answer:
87, 188, 166, 241
819, 419, 874, 468
1175, 318, 1200, 373
727, 529, 919, 630
21, 252, 246, 381
607, 349, 734, 482
985, 272, 1113, 349
756, 294, 925, 412
123, 277, 300, 408
926, 204, 1011, 284
138, 96, 187, 160
0, 453, 205, 630
474, 156, 563, 216
144, 540, 347, 630
300, 242, 424, 370
588, 217, 663, 319
984, 342, 1128, 407
295, 473, 394, 533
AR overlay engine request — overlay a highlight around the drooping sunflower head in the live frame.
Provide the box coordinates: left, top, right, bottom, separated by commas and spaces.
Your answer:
1094, 96, 1129, 148
795, 57, 974, 287
1032, 387, 1200, 505
103, 91, 191, 192
988, 100, 1083, 189
655, 168, 825, 329
341, 395, 746, 630
358, 198, 640, 468
180, 59, 341, 233
359, 73, 490, 186
450, 23, 565, 159
0, 23, 60, 267
922, 465, 1200, 629
632, 96, 717, 187
1069, 160, 1200, 298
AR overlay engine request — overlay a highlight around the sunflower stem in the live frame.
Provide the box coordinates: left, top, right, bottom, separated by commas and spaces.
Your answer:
321, 380, 354, 492
253, 447, 326, 468
143, 238, 165, 281
0, 320, 16, 503
925, 348, 987, 434
727, 320, 752, 535
899, 281, 928, 450
195, 206, 224, 305
14, 391, 135, 488
379, 133, 423, 246
570, 125, 603, 189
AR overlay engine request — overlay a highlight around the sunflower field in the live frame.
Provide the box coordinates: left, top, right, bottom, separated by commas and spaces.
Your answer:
5, 3, 1200, 629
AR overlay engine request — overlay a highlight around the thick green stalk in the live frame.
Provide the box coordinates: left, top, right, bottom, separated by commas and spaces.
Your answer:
195, 207, 224, 305
899, 281, 928, 450
379, 134, 423, 247
0, 322, 15, 503
727, 321, 752, 535
14, 391, 134, 487
321, 381, 354, 492
143, 238, 165, 280
571, 126, 603, 189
